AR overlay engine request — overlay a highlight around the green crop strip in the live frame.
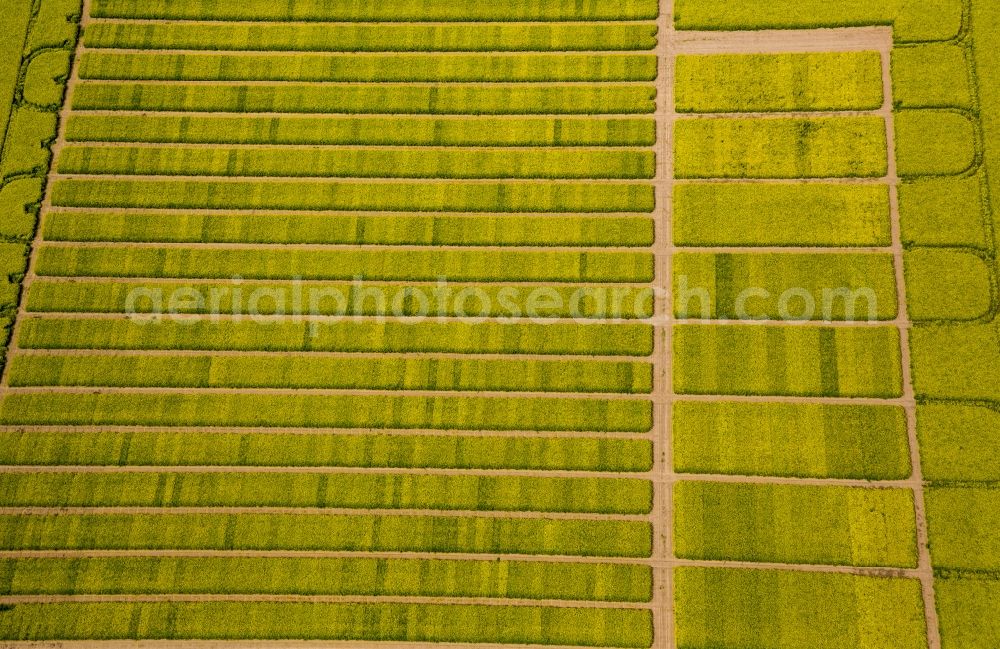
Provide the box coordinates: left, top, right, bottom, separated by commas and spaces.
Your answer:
72, 83, 658, 115
90, 0, 662, 22
0, 472, 654, 514
25, 280, 656, 320
7, 354, 654, 394
78, 52, 659, 82
0, 430, 655, 472
64, 115, 658, 146
83, 22, 659, 53
0, 601, 654, 646
0, 556, 653, 601
41, 212, 656, 246
51, 179, 656, 213
0, 393, 654, 432
56, 146, 656, 180
34, 246, 655, 283
0, 512, 653, 556
15, 319, 654, 356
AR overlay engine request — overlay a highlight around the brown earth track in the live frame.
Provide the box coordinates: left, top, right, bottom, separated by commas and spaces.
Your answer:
880, 49, 943, 649
673, 27, 892, 54
652, 2, 676, 647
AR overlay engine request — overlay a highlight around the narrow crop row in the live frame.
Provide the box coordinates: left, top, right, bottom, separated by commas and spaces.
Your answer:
0, 512, 654, 556
0, 430, 655, 472
0, 556, 653, 601
7, 354, 654, 393
78, 52, 659, 82
0, 472, 653, 514
83, 22, 659, 52
71, 83, 658, 114
64, 115, 658, 146
50, 179, 656, 212
0, 602, 653, 647
25, 280, 657, 320
56, 146, 656, 180
15, 319, 655, 356
89, 0, 662, 22
40, 212, 657, 247
34, 246, 656, 283
0, 393, 654, 432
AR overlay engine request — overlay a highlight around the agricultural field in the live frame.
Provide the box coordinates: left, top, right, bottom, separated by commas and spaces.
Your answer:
0, 0, 997, 648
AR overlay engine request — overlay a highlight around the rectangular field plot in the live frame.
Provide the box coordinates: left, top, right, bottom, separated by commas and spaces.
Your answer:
41, 212, 656, 246
78, 52, 658, 82
0, 513, 653, 556
0, 472, 653, 514
0, 556, 652, 601
90, 0, 662, 21
675, 568, 928, 649
71, 83, 658, 115
0, 393, 653, 432
673, 401, 911, 480
911, 325, 1000, 401
676, 52, 883, 112
674, 482, 918, 567
0, 602, 653, 646
56, 146, 656, 180
65, 115, 658, 147
83, 22, 660, 52
34, 246, 655, 283
15, 319, 654, 355
926, 487, 1000, 571
25, 280, 656, 320
8, 354, 653, 393
673, 183, 891, 247
673, 252, 898, 320
936, 577, 1000, 649
51, 179, 656, 213
0, 431, 654, 472
673, 325, 903, 398
674, 116, 888, 179
918, 404, 1000, 482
